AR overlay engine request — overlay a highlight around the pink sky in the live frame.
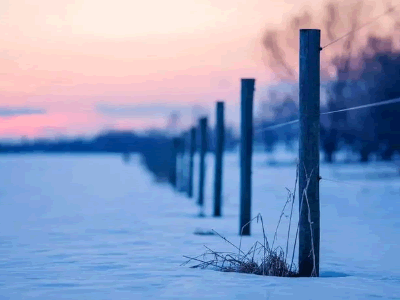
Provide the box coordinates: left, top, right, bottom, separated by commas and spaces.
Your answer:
0, 0, 390, 138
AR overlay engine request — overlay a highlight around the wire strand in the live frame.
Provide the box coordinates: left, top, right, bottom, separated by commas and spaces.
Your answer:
321, 5, 398, 50
254, 96, 400, 133
320, 177, 367, 187
320, 96, 400, 116
254, 120, 299, 135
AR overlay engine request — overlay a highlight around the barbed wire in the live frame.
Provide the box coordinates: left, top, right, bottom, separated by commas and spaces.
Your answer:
254, 96, 400, 134
321, 4, 399, 50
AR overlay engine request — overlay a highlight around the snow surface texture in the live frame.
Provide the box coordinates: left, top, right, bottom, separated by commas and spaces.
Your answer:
0, 152, 399, 299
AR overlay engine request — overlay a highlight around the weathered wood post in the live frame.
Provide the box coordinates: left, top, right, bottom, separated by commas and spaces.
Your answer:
198, 117, 208, 215
213, 101, 225, 217
178, 135, 186, 193
240, 79, 255, 236
177, 135, 185, 192
183, 131, 190, 194
299, 29, 321, 277
176, 138, 181, 191
188, 127, 196, 198
169, 137, 180, 189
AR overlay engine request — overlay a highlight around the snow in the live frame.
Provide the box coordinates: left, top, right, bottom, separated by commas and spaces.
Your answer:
0, 152, 399, 299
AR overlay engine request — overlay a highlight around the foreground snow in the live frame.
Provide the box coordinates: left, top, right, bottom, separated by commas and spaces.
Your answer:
0, 153, 399, 299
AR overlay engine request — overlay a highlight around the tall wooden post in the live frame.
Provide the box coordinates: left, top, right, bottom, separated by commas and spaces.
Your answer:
178, 135, 186, 193
176, 138, 181, 191
188, 127, 196, 198
183, 131, 190, 194
169, 137, 180, 189
198, 117, 208, 214
213, 101, 224, 217
299, 29, 321, 277
240, 79, 255, 236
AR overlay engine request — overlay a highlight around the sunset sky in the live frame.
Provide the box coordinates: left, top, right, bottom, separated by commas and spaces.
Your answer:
0, 0, 391, 139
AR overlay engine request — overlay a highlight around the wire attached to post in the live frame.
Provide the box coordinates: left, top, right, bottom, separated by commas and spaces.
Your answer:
321, 4, 399, 50
254, 96, 400, 133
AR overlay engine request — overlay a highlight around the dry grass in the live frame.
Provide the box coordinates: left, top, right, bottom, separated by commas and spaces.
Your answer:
182, 214, 299, 277
182, 163, 317, 278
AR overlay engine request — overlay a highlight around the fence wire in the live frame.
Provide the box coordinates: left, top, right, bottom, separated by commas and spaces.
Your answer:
321, 4, 399, 50
255, 96, 400, 134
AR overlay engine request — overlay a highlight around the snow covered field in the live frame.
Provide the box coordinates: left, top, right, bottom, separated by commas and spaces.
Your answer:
0, 152, 399, 299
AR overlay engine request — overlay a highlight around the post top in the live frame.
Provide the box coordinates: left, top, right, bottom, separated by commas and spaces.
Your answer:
299, 29, 321, 32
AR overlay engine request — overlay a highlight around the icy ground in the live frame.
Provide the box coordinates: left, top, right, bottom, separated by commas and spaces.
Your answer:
0, 153, 399, 299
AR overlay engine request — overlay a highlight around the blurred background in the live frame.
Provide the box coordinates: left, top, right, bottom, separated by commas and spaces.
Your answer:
1, 0, 399, 171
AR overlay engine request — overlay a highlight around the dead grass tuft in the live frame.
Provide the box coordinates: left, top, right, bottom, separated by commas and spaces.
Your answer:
183, 163, 316, 278
182, 216, 299, 277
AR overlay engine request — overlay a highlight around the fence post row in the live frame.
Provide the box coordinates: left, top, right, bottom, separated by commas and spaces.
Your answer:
298, 29, 321, 277
187, 127, 196, 198
198, 117, 208, 215
214, 101, 225, 217
240, 79, 255, 236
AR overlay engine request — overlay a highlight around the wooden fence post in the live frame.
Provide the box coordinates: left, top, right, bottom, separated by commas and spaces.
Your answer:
213, 101, 224, 217
183, 131, 190, 194
178, 135, 186, 193
198, 117, 208, 215
188, 127, 196, 198
240, 79, 255, 235
169, 137, 180, 189
299, 29, 321, 277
